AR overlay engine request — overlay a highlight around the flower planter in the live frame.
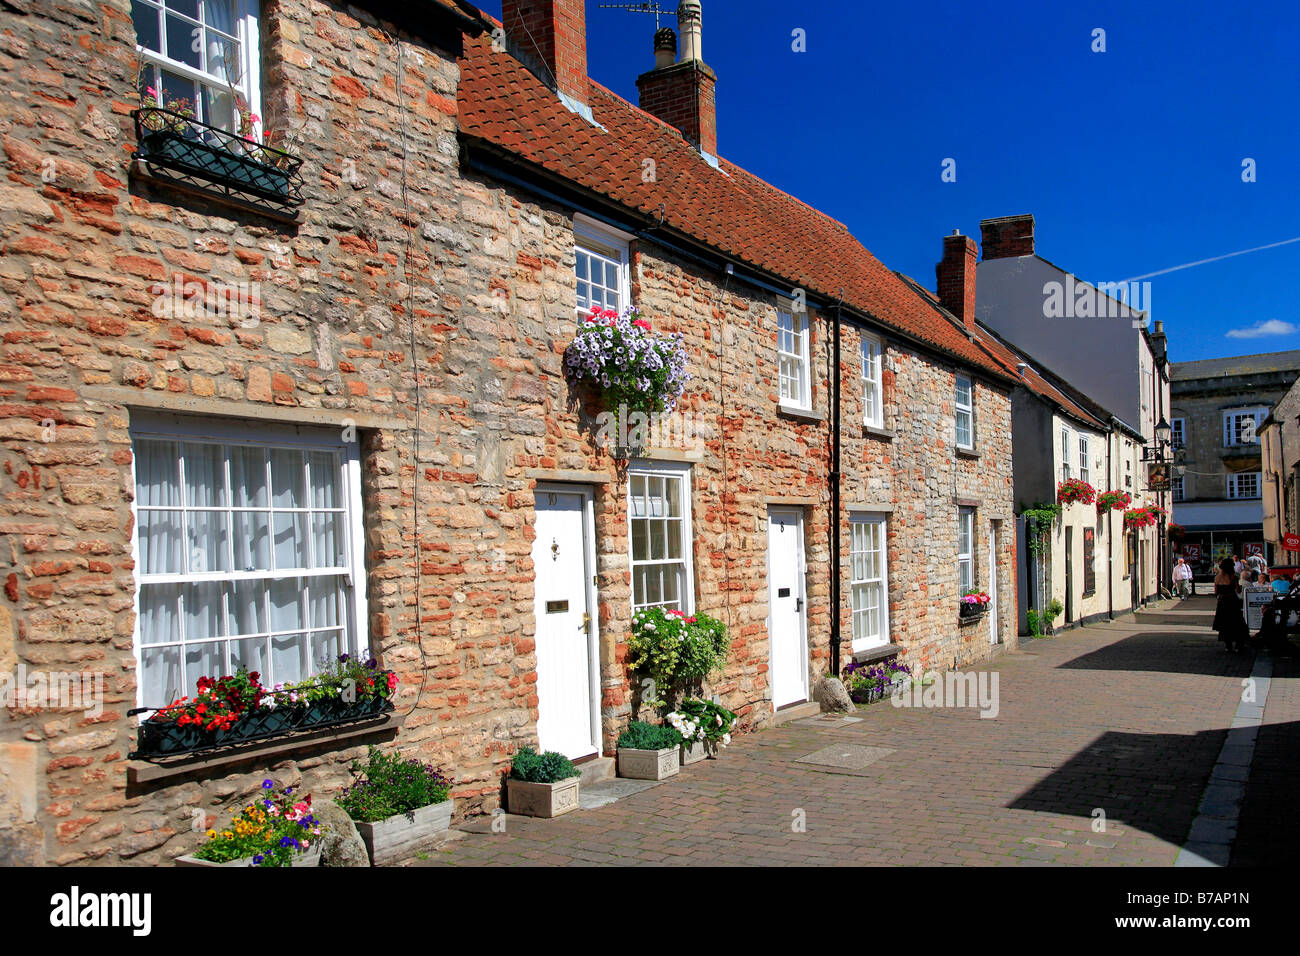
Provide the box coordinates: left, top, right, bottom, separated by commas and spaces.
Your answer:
959, 603, 989, 624
135, 694, 393, 759
140, 130, 292, 200
680, 741, 708, 765
618, 746, 680, 780
506, 777, 581, 818
354, 799, 454, 866
175, 844, 321, 867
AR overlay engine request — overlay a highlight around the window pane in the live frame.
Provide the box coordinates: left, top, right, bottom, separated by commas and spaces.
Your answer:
132, 0, 161, 53
233, 510, 270, 571
229, 579, 267, 637
231, 445, 268, 508
272, 632, 308, 686
631, 519, 648, 562
187, 508, 231, 573
140, 645, 181, 706
165, 13, 202, 69
183, 442, 227, 508
269, 577, 305, 632
311, 512, 346, 568
184, 581, 224, 641
230, 636, 267, 679
136, 440, 181, 507
138, 583, 180, 645
272, 511, 308, 570
159, 69, 198, 112
185, 640, 225, 697
139, 509, 183, 575
270, 449, 305, 509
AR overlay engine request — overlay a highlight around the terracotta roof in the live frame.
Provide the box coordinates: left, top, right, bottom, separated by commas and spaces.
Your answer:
899, 274, 1112, 430
456, 27, 1012, 382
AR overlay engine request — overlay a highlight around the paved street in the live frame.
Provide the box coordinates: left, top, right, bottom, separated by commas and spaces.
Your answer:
412, 597, 1297, 867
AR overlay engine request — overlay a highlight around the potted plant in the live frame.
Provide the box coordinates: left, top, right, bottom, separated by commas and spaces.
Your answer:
840, 658, 912, 704
564, 306, 690, 458
337, 746, 453, 866
176, 780, 324, 867
959, 589, 991, 620
626, 607, 730, 709
1057, 478, 1097, 506
616, 720, 683, 780
668, 697, 737, 763
506, 747, 582, 818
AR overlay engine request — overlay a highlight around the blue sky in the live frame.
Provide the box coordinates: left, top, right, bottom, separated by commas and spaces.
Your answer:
479, 0, 1300, 363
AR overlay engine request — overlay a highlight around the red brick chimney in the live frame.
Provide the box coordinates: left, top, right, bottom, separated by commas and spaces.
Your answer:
979, 214, 1035, 260
502, 0, 589, 111
936, 230, 978, 331
636, 1, 718, 156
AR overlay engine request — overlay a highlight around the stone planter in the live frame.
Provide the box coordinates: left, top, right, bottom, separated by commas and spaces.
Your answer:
175, 844, 321, 867
618, 746, 680, 780
506, 777, 581, 818
680, 741, 708, 765
353, 799, 454, 866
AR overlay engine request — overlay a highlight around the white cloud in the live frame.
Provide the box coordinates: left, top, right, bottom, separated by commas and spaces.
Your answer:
1226, 319, 1298, 339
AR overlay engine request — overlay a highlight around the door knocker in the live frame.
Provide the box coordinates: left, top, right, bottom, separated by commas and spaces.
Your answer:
551, 537, 559, 561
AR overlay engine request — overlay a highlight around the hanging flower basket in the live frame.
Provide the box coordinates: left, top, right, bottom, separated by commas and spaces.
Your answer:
1123, 506, 1159, 530
1095, 489, 1132, 512
564, 306, 690, 456
1057, 479, 1097, 506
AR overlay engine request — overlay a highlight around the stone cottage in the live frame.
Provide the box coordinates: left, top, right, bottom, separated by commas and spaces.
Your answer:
0, 0, 1016, 865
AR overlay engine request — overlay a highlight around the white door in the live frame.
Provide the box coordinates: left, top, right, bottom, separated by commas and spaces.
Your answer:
531, 487, 599, 760
768, 508, 808, 709
988, 524, 999, 644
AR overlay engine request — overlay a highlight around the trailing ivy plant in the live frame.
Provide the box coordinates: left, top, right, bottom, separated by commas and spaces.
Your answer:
1021, 502, 1062, 557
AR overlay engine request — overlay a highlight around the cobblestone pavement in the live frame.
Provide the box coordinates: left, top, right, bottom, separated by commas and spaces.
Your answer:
414, 604, 1290, 866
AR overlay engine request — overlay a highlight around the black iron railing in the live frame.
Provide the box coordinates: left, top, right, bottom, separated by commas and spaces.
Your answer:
132, 107, 304, 218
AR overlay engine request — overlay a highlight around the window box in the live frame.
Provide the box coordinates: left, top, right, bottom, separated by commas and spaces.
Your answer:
134, 692, 395, 760
959, 601, 989, 622
133, 109, 303, 214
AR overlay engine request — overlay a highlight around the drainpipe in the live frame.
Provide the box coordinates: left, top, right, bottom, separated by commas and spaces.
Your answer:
1108, 417, 1118, 620
829, 300, 843, 677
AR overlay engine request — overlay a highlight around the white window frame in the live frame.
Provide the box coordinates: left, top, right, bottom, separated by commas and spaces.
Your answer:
1060, 425, 1071, 482
132, 0, 262, 134
954, 375, 974, 450
1227, 471, 1261, 500
1171, 417, 1185, 449
957, 508, 975, 592
849, 512, 889, 652
1223, 407, 1267, 447
860, 333, 883, 428
777, 304, 811, 410
1078, 435, 1090, 485
627, 460, 694, 614
573, 215, 631, 317
128, 413, 367, 709
1172, 474, 1185, 502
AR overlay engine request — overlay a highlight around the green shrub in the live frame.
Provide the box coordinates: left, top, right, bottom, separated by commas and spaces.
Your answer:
616, 720, 684, 751
509, 746, 580, 783
1046, 599, 1064, 621
338, 746, 451, 823
1026, 609, 1042, 636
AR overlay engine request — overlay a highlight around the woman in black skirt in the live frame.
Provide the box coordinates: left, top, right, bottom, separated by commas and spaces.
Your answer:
1213, 557, 1249, 652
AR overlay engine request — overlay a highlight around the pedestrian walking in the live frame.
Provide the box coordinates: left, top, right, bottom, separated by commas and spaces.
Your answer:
1173, 557, 1194, 598
1214, 558, 1249, 653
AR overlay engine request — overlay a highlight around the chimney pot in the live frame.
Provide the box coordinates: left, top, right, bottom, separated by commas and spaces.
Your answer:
678, 0, 702, 61
653, 26, 677, 69
636, 2, 717, 155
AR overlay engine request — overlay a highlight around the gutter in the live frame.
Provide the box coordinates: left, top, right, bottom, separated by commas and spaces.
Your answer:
830, 301, 843, 676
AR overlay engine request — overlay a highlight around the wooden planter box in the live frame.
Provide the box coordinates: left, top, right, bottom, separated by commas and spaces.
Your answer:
175, 844, 321, 867
506, 777, 580, 818
354, 799, 454, 866
618, 746, 680, 780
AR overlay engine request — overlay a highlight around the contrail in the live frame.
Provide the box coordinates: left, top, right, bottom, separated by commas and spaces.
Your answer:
1118, 235, 1300, 282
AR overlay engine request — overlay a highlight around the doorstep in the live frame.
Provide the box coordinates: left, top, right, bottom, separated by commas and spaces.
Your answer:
770, 700, 821, 726
578, 777, 664, 811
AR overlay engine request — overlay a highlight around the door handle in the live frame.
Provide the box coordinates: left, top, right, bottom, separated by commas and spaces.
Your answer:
581, 612, 591, 633
795, 597, 803, 612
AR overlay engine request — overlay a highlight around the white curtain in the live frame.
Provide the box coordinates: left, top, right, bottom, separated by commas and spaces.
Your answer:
202, 0, 239, 131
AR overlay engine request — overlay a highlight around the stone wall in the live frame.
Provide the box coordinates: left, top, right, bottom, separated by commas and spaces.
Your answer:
0, 0, 1017, 865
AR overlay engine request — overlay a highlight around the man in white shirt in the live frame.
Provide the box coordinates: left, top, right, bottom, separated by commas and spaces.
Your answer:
1173, 557, 1194, 598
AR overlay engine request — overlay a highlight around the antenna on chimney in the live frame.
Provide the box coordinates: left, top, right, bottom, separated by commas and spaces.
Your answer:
598, 1, 675, 29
